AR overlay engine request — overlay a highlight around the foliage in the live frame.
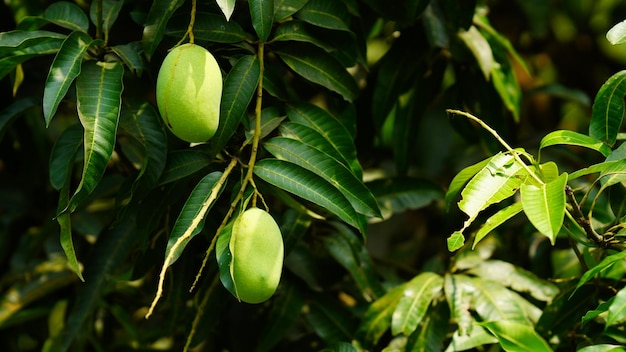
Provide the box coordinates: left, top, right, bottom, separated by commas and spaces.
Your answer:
1, 0, 626, 351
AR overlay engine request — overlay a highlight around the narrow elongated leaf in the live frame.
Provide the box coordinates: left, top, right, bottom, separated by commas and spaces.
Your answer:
444, 274, 473, 335
590, 70, 626, 146
569, 160, 625, 180
274, 43, 359, 102
90, 0, 123, 42
264, 137, 380, 218
356, 283, 406, 347
306, 295, 358, 343
473, 202, 523, 248
607, 286, 626, 326
64, 61, 124, 214
256, 282, 305, 352
520, 173, 567, 244
578, 345, 626, 352
0, 30, 65, 54
44, 2, 89, 33
391, 272, 443, 335
471, 279, 529, 323
286, 102, 361, 177
445, 323, 498, 352
458, 152, 524, 223
0, 97, 37, 138
167, 12, 247, 43
480, 320, 552, 352
295, 0, 350, 31
539, 130, 611, 158
406, 300, 450, 352
445, 157, 491, 210
367, 177, 442, 218
57, 168, 83, 281
209, 55, 260, 155
575, 250, 626, 292
274, 0, 309, 21
216, 219, 236, 297
254, 158, 366, 233
49, 124, 83, 191
458, 25, 493, 80
165, 172, 225, 267
0, 39, 63, 80
110, 42, 144, 75
142, 0, 185, 59
216, 0, 236, 20
249, 0, 274, 42
158, 150, 212, 185
607, 19, 626, 45
43, 31, 96, 125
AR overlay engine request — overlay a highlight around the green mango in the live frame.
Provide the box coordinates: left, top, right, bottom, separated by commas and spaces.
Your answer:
156, 43, 222, 143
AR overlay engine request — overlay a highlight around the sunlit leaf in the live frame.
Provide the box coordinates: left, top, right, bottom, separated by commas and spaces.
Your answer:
43, 31, 96, 126
216, 0, 236, 21
355, 283, 406, 347
539, 130, 611, 158
458, 25, 493, 80
444, 274, 473, 335
574, 250, 626, 292
606, 286, 626, 327
590, 70, 626, 146
62, 61, 123, 215
520, 173, 567, 244
445, 323, 498, 352
391, 272, 443, 335
607, 19, 626, 45
406, 301, 449, 352
480, 320, 552, 352
578, 344, 626, 352
447, 231, 465, 252
473, 202, 523, 248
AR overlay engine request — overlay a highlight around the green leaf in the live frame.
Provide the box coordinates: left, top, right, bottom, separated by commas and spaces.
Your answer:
110, 42, 144, 75
0, 39, 63, 80
119, 100, 168, 198
216, 0, 236, 21
539, 130, 612, 158
164, 172, 225, 268
43, 31, 96, 126
89, 0, 123, 42
406, 301, 450, 352
578, 345, 626, 352
607, 286, 626, 326
254, 158, 366, 234
468, 260, 559, 302
590, 70, 626, 146
56, 165, 84, 281
445, 157, 491, 211
294, 0, 351, 31
444, 274, 473, 335
249, 0, 274, 42
274, 0, 308, 21
458, 152, 524, 224
458, 25, 494, 80
286, 102, 361, 177
473, 202, 523, 248
306, 294, 358, 343
367, 177, 443, 219
0, 97, 37, 139
607, 19, 626, 45
469, 277, 530, 323
274, 43, 359, 102
488, 36, 522, 121
255, 283, 305, 352
142, 0, 185, 59
64, 61, 124, 214
209, 55, 260, 156
49, 124, 83, 191
356, 284, 406, 347
391, 272, 443, 336
0, 30, 65, 55
447, 231, 465, 252
574, 250, 626, 292
536, 284, 598, 338
445, 323, 499, 352
44, 1, 89, 33
158, 150, 212, 185
520, 173, 567, 244
216, 218, 237, 298
569, 160, 625, 181
167, 12, 247, 43
264, 137, 381, 218
480, 320, 553, 352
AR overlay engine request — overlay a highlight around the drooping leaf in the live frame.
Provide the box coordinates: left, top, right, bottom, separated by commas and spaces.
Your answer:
473, 202, 523, 248
539, 130, 611, 158
520, 173, 567, 244
43, 1, 90, 33
480, 320, 552, 352
166, 12, 247, 43
294, 0, 351, 31
209, 55, 260, 156
274, 43, 359, 102
367, 177, 443, 219
216, 0, 236, 21
254, 158, 367, 233
590, 70, 626, 146
607, 19, 626, 45
286, 102, 361, 177
89, 0, 123, 42
607, 286, 626, 327
63, 61, 124, 214
49, 124, 83, 191
264, 137, 381, 218
574, 250, 626, 292
142, 0, 185, 59
110, 42, 144, 75
405, 300, 450, 352
445, 157, 491, 211
391, 272, 443, 336
249, 0, 274, 42
43, 31, 96, 125
458, 25, 493, 80
274, 0, 309, 21
158, 150, 212, 185
0, 96, 37, 139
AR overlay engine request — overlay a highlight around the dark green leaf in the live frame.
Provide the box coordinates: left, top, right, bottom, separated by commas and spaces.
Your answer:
405, 300, 450, 352
367, 177, 443, 218
142, 0, 185, 59
249, 0, 274, 42
306, 294, 358, 343
209, 55, 260, 156
536, 284, 597, 338
216, 219, 237, 298
254, 158, 366, 233
391, 272, 443, 336
110, 42, 144, 75
355, 283, 406, 347
274, 0, 309, 21
0, 97, 37, 139
158, 150, 212, 185
264, 137, 380, 218
295, 0, 350, 31
0, 39, 63, 80
44, 1, 90, 33
274, 43, 358, 102
64, 61, 124, 214
43, 31, 96, 126
49, 124, 83, 191
590, 70, 626, 147
256, 281, 305, 352
0, 30, 65, 55
167, 12, 247, 43
90, 0, 123, 42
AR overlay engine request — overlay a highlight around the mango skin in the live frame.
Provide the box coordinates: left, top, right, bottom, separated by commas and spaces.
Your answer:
156, 43, 222, 143
230, 208, 284, 304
